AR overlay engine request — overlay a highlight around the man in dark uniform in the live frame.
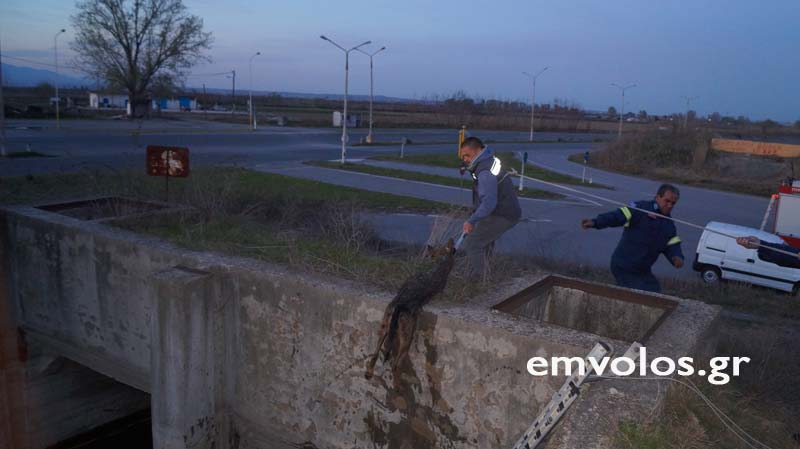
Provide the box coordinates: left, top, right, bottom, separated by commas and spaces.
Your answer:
459, 137, 522, 278
581, 184, 684, 292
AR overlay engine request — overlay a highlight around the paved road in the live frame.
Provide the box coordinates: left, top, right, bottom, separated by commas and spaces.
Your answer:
0, 118, 772, 283
0, 118, 606, 176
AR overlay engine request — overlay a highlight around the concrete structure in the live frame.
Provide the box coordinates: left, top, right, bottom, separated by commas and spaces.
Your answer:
0, 198, 720, 449
89, 92, 129, 109
333, 111, 360, 127
89, 93, 198, 112
154, 96, 198, 112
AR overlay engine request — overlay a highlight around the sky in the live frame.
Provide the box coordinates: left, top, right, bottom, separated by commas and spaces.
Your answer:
1, 0, 798, 122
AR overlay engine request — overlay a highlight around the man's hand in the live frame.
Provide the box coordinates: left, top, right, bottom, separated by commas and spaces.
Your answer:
672, 256, 684, 269
581, 219, 595, 229
463, 221, 474, 234
736, 236, 760, 249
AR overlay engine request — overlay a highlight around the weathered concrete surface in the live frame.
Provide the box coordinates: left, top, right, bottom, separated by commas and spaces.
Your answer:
510, 285, 667, 342
1, 203, 721, 449
0, 212, 151, 449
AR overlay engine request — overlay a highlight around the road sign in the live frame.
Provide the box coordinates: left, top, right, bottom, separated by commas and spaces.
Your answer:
523, 151, 528, 163
147, 145, 190, 177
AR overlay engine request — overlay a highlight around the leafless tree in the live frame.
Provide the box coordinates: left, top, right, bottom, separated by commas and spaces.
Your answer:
71, 0, 212, 117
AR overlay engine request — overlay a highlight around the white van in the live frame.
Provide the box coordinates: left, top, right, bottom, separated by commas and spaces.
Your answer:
693, 221, 800, 293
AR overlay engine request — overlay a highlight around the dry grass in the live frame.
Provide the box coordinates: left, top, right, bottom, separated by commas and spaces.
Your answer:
576, 128, 796, 197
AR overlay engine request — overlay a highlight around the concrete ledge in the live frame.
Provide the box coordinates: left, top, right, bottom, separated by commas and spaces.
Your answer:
1, 203, 722, 449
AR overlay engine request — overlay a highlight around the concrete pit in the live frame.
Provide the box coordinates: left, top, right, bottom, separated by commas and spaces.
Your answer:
494, 275, 677, 343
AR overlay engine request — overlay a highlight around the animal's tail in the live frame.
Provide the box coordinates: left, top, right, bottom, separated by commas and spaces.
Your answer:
382, 304, 406, 363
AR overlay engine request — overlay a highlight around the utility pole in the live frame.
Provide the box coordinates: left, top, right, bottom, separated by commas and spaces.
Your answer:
0, 38, 6, 157
202, 83, 207, 120
54, 28, 66, 129
249, 52, 260, 130
523, 67, 548, 141
682, 95, 699, 129
611, 83, 636, 138
231, 70, 236, 115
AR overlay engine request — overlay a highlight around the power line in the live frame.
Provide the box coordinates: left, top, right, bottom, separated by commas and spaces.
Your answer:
0, 54, 59, 69
185, 70, 233, 77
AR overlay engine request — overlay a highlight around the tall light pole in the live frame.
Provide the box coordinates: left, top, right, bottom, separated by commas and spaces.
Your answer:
611, 83, 636, 138
248, 52, 260, 131
54, 28, 66, 129
321, 35, 371, 164
522, 67, 548, 142
228, 69, 236, 115
681, 95, 699, 129
356, 46, 386, 144
1, 38, 6, 157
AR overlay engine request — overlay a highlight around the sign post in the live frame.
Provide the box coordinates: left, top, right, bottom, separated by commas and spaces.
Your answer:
519, 151, 528, 192
582, 150, 589, 183
401, 137, 408, 159
457, 125, 467, 159
147, 145, 190, 202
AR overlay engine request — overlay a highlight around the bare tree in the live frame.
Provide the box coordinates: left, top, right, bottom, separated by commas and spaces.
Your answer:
71, 0, 212, 117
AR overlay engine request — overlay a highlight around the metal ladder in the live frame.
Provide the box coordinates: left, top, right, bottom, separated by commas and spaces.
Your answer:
511, 342, 643, 449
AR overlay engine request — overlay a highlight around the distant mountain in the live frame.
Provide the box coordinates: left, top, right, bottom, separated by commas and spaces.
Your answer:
1, 62, 421, 103
1, 63, 90, 87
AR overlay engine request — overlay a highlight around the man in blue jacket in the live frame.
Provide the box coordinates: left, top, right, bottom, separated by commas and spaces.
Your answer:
581, 184, 684, 292
459, 137, 522, 278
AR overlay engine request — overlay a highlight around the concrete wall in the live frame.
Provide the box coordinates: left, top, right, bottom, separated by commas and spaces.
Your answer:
510, 286, 667, 342
0, 204, 721, 449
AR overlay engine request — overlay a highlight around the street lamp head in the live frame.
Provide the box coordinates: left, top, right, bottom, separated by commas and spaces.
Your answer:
379, 46, 386, 51
320, 35, 328, 41
59, 28, 66, 33
256, 51, 261, 56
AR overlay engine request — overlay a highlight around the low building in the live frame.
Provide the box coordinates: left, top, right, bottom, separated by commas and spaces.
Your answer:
154, 96, 197, 111
89, 92, 129, 109
88, 93, 198, 112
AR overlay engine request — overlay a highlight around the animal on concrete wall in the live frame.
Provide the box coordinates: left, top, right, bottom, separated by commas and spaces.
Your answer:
365, 238, 456, 381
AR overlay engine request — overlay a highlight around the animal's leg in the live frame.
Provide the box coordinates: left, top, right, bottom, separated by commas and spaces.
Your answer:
390, 313, 419, 379
365, 308, 393, 379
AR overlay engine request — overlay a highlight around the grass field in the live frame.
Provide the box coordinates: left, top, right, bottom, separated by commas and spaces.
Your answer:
305, 160, 564, 199
373, 151, 612, 189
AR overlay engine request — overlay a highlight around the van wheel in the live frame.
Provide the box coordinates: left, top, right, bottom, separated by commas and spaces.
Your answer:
700, 266, 721, 284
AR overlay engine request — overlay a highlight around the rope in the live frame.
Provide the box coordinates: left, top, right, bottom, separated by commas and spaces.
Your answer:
592, 375, 777, 449
514, 169, 800, 260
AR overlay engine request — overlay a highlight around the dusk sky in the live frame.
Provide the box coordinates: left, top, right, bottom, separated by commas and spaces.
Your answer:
1, 1, 798, 121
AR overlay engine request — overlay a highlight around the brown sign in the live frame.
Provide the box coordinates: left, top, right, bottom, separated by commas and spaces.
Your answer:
711, 138, 800, 158
146, 145, 190, 177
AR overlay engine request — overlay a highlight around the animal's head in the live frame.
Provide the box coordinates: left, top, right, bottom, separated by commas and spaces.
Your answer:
425, 238, 456, 259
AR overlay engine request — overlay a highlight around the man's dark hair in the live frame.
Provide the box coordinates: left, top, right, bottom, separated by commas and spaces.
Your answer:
657, 183, 680, 198
460, 136, 484, 150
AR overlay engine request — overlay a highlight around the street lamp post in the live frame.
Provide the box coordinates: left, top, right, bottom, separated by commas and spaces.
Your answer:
611, 83, 636, 138
522, 67, 548, 142
356, 46, 386, 144
54, 28, 66, 129
228, 70, 236, 115
248, 52, 260, 131
321, 35, 371, 164
681, 95, 699, 129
